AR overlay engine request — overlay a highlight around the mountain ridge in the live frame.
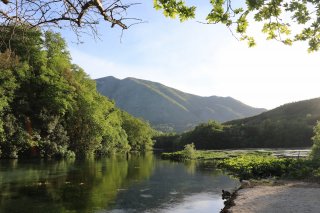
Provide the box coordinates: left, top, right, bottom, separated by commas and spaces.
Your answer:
226, 97, 320, 126
96, 76, 266, 132
217, 97, 320, 148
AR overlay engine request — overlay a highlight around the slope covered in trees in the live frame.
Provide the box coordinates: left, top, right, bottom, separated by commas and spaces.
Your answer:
0, 27, 154, 159
155, 98, 320, 150
96, 76, 266, 132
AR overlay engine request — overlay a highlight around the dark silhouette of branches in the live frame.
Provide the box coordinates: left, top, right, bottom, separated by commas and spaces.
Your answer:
0, 0, 142, 36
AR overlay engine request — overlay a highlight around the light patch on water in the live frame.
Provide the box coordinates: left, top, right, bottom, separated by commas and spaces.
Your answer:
169, 191, 179, 195
101, 209, 134, 213
140, 194, 153, 198
157, 193, 223, 213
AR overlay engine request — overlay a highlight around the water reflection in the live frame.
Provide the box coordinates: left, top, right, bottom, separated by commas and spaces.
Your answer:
0, 153, 239, 213
110, 159, 238, 213
159, 193, 223, 213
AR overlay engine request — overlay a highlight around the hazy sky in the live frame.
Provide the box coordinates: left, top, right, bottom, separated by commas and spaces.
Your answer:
64, 1, 320, 110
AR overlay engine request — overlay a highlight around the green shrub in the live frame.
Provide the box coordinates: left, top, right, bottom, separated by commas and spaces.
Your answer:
161, 143, 197, 160
310, 121, 320, 161
220, 155, 320, 180
181, 143, 197, 159
65, 150, 76, 159
220, 155, 290, 179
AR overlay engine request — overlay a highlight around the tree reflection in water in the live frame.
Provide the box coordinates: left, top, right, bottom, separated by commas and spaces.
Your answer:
0, 153, 239, 213
0, 153, 155, 213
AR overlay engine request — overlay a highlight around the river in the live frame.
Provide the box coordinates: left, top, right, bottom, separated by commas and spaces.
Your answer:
0, 153, 239, 213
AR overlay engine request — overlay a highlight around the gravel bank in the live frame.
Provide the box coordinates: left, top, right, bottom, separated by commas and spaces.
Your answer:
229, 181, 320, 213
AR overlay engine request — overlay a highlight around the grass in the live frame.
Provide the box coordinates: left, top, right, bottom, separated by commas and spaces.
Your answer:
161, 149, 272, 161
161, 149, 320, 181
221, 155, 320, 180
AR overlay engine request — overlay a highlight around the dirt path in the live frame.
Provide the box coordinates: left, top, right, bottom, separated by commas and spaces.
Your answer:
229, 181, 320, 213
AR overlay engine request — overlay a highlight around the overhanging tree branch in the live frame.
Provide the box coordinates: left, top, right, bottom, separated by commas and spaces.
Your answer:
154, 0, 320, 52
0, 0, 142, 35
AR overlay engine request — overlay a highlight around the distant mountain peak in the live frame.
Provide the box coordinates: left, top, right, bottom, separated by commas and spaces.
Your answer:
96, 76, 266, 132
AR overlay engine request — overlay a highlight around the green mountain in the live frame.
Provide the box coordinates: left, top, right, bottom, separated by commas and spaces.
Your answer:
96, 76, 266, 132
221, 97, 320, 148
156, 98, 320, 150
226, 97, 320, 126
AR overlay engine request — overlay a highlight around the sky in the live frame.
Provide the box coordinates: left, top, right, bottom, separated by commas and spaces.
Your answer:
63, 1, 320, 110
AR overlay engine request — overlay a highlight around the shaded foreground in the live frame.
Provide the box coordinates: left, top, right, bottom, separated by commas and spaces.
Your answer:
229, 181, 320, 213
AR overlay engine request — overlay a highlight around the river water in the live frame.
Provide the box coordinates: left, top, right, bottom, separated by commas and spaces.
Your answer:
0, 153, 239, 213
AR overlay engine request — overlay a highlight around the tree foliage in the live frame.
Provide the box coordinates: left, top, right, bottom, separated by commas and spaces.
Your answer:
0, 0, 141, 35
154, 0, 320, 51
155, 98, 320, 150
155, 118, 314, 150
155, 98, 320, 152
121, 111, 154, 151
1, 1, 319, 51
0, 27, 154, 158
181, 143, 197, 159
310, 121, 320, 161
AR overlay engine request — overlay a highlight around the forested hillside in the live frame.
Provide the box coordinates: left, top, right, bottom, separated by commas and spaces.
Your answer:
227, 98, 320, 126
155, 98, 320, 149
0, 27, 154, 159
96, 76, 266, 132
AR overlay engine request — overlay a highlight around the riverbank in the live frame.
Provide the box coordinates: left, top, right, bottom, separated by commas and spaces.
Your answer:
228, 180, 320, 213
162, 149, 318, 180
162, 148, 320, 212
161, 148, 311, 161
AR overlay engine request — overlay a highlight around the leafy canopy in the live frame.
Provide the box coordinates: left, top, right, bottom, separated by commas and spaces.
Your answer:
310, 121, 320, 161
1, 1, 319, 51
0, 27, 155, 159
154, 0, 320, 52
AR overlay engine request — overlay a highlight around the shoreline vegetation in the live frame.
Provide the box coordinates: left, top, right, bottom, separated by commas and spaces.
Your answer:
161, 146, 320, 212
157, 116, 320, 212
161, 148, 320, 180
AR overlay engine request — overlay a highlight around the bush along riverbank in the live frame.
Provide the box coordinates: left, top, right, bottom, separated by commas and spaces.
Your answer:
221, 155, 320, 180
161, 144, 320, 181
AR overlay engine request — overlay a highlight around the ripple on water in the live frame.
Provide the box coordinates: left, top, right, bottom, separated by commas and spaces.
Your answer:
140, 194, 153, 198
